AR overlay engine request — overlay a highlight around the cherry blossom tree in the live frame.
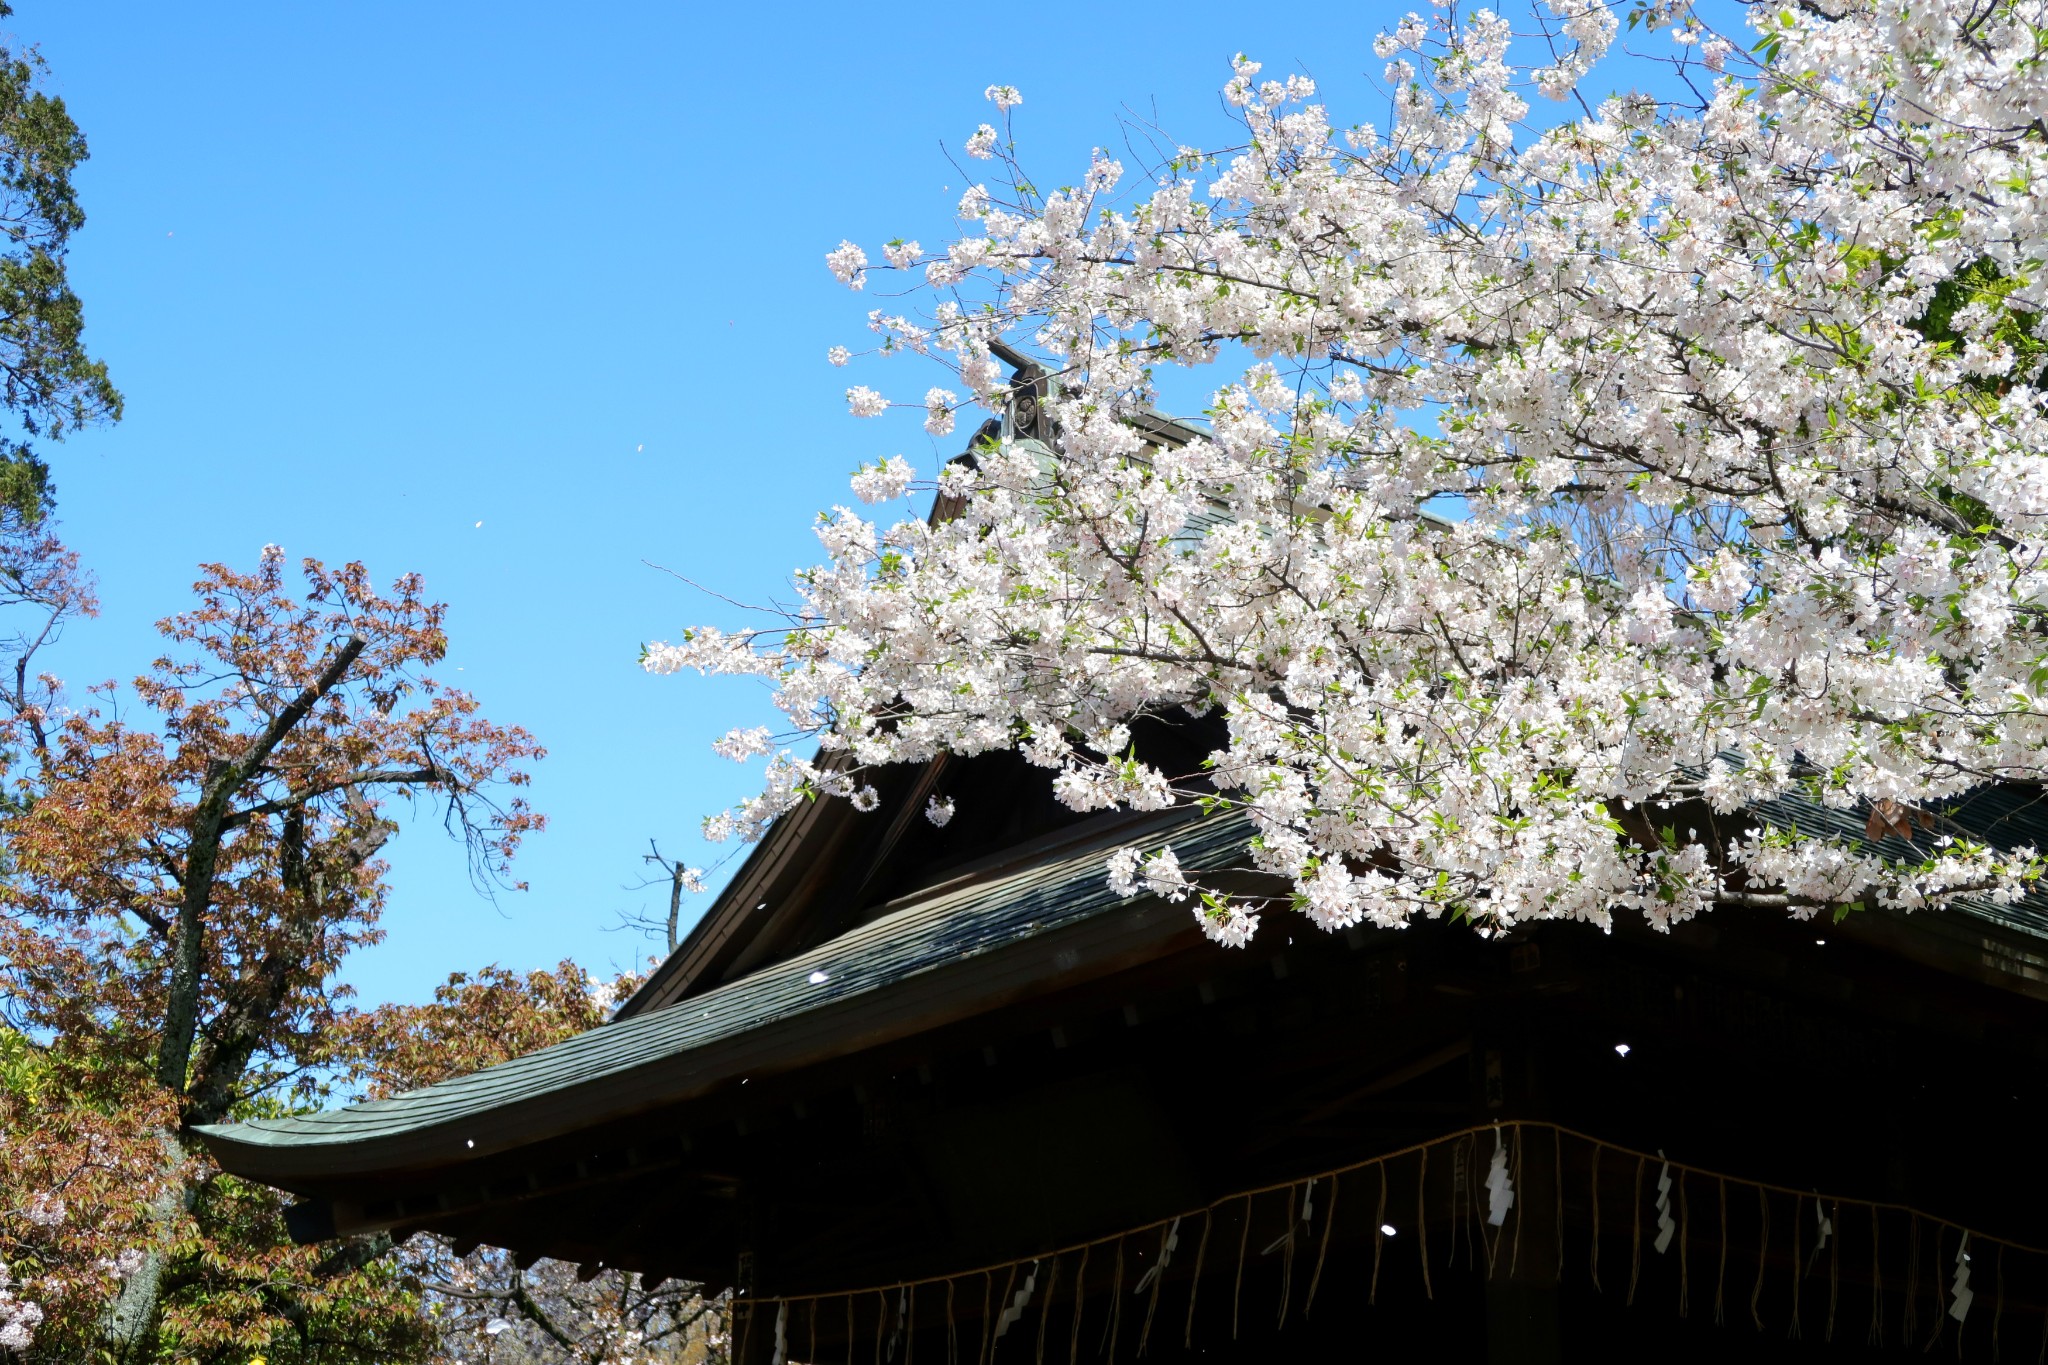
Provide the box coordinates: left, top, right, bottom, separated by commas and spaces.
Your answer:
653, 0, 2048, 946
404, 1246, 726, 1365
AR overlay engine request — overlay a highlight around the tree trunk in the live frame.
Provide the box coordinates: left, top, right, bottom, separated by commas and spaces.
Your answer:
116, 636, 366, 1357
97, 1132, 189, 1364
153, 635, 362, 1100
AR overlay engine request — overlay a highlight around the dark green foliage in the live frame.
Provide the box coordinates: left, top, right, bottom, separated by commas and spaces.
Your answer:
0, 4, 123, 522
1912, 257, 2048, 394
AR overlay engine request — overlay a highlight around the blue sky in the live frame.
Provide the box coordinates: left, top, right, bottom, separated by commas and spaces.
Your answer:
16, 3, 1709, 1005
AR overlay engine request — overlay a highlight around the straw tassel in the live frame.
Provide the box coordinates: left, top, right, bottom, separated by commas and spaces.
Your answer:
1923, 1223, 1947, 1353
1470, 1132, 1488, 1272
1232, 1199, 1251, 1340
1184, 1211, 1212, 1350
850, 1292, 859, 1365
875, 1289, 886, 1365
1306, 1172, 1339, 1317
1035, 1257, 1059, 1365
1678, 1169, 1690, 1319
947, 1283, 957, 1365
1480, 1135, 1500, 1279
1826, 1202, 1839, 1344
2035, 1245, 2047, 1365
1715, 1177, 1728, 1326
1995, 1242, 2006, 1363
811, 1298, 820, 1365
1474, 1129, 1490, 1277
1450, 1135, 1467, 1272
1871, 1207, 1885, 1348
1420, 1145, 1434, 1300
1554, 1129, 1565, 1281
1111, 1242, 1129, 1360
1138, 1222, 1171, 1356
1590, 1144, 1603, 1293
1508, 1125, 1525, 1280
1275, 1185, 1298, 1328
1788, 1194, 1802, 1341
1752, 1187, 1771, 1332
1628, 1154, 1645, 1307
985, 1268, 1008, 1365
1068, 1246, 1090, 1365
1906, 1216, 1921, 1346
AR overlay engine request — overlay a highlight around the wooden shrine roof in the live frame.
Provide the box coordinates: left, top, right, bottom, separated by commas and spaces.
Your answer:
194, 809, 1247, 1189
198, 771, 2048, 1199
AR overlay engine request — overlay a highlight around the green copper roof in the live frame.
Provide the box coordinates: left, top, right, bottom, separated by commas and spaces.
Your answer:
1755, 780, 2048, 938
196, 812, 1247, 1168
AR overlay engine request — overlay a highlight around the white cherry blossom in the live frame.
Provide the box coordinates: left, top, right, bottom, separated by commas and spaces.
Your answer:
0, 1260, 43, 1353
823, 240, 867, 289
661, 0, 2048, 948
711, 725, 775, 762
848, 455, 915, 505
923, 387, 958, 436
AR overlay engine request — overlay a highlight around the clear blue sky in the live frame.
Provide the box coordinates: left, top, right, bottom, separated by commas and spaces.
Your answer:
16, 2, 1702, 1005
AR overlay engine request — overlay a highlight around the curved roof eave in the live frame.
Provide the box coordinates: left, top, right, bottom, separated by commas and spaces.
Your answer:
196, 809, 1239, 1187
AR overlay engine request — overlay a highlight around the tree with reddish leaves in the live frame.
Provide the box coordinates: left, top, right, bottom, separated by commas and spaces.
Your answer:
2, 532, 544, 1361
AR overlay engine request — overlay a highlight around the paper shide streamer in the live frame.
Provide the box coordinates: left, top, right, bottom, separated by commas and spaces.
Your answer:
1134, 1217, 1179, 1358
1133, 1217, 1181, 1296
1654, 1150, 1677, 1255
1951, 1230, 1974, 1324
1260, 1179, 1315, 1255
1804, 1189, 1832, 1277
1485, 1131, 1514, 1228
992, 1262, 1038, 1342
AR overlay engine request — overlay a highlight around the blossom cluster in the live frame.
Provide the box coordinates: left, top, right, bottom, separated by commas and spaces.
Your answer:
0, 1260, 41, 1353
655, 0, 2048, 947
410, 1236, 725, 1365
